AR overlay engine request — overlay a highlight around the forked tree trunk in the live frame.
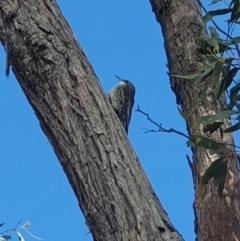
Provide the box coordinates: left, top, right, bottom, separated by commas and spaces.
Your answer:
0, 1, 183, 241
149, 0, 240, 240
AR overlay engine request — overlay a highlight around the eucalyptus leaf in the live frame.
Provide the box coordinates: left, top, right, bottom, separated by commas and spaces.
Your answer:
171, 73, 202, 80
16, 231, 24, 241
208, 8, 232, 16
195, 37, 210, 48
203, 13, 213, 24
197, 110, 239, 125
209, 0, 223, 4
202, 157, 227, 198
213, 72, 231, 102
195, 37, 213, 55
230, 0, 240, 22
209, 27, 220, 52
219, 67, 239, 104
225, 67, 239, 86
231, 36, 240, 44
212, 60, 222, 82
202, 158, 223, 183
220, 127, 223, 139
208, 55, 217, 63
227, 85, 240, 110
203, 122, 224, 134
223, 122, 240, 132
189, 135, 224, 150
218, 42, 229, 53
194, 62, 216, 85
0, 235, 11, 241
213, 159, 227, 199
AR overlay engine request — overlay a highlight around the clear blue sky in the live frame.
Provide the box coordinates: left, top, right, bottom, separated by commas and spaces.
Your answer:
0, 1, 234, 241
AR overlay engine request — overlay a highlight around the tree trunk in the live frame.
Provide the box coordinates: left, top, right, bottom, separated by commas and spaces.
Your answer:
0, 1, 183, 240
149, 0, 240, 240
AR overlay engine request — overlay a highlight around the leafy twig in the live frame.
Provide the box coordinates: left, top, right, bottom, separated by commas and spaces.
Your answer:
198, 0, 240, 57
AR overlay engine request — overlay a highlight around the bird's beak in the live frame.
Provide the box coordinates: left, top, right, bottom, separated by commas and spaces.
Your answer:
115, 75, 122, 81
115, 75, 126, 84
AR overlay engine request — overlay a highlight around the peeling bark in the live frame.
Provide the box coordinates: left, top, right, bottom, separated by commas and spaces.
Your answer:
149, 0, 240, 240
0, 1, 184, 240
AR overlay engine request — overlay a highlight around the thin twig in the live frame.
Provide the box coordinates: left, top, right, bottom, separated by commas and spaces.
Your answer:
0, 219, 22, 235
136, 105, 189, 139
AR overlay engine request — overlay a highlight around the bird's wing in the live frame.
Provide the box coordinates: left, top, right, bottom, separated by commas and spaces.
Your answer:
125, 91, 134, 134
109, 86, 127, 131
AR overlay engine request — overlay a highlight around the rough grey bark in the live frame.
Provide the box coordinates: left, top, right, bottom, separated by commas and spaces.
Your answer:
0, 1, 183, 241
149, 0, 240, 240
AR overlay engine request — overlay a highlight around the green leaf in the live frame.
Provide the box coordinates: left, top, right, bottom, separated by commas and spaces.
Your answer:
213, 59, 236, 101
208, 55, 217, 63
217, 168, 227, 199
202, 158, 224, 183
203, 8, 232, 23
195, 37, 213, 55
203, 13, 213, 23
227, 84, 240, 110
213, 67, 238, 101
209, 0, 223, 4
230, 0, 240, 22
203, 122, 224, 134
195, 36, 210, 48
15, 231, 24, 241
218, 42, 229, 53
0, 235, 11, 241
213, 78, 226, 102
212, 60, 222, 82
218, 67, 239, 104
223, 122, 240, 132
209, 27, 220, 52
202, 157, 227, 198
222, 58, 233, 77
213, 64, 237, 101
194, 62, 216, 85
220, 127, 223, 139
21, 221, 30, 230
225, 66, 239, 86
197, 110, 239, 125
229, 83, 240, 93
225, 67, 239, 84
231, 36, 240, 44
188, 135, 225, 150
171, 73, 202, 80
208, 8, 232, 16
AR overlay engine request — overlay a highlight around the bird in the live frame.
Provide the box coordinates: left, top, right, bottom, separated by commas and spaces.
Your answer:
108, 75, 135, 134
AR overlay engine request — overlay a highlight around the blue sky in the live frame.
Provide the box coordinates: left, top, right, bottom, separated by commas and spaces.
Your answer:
0, 0, 234, 241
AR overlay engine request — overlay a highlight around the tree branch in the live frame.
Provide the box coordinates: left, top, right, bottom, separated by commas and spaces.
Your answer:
136, 105, 189, 139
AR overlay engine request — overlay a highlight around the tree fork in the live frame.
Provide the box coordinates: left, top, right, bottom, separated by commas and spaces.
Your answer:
149, 0, 240, 240
0, 1, 183, 240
